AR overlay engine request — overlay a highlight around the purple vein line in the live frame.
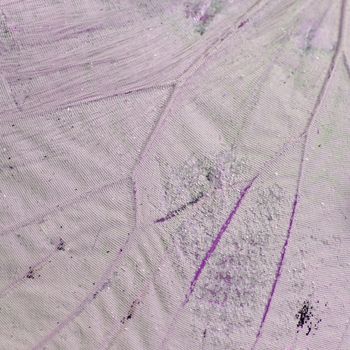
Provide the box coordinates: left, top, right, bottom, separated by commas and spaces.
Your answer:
251, 0, 347, 348
251, 135, 308, 350
159, 176, 257, 350
183, 176, 257, 306
29, 12, 254, 346
251, 189, 299, 350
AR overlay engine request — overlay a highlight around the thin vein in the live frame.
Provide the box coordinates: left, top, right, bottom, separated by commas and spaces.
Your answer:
183, 176, 257, 305
133, 0, 264, 176
2, 82, 175, 123
252, 0, 347, 347
27, 1, 325, 348
0, 178, 128, 237
31, 230, 133, 350
302, 0, 346, 134
0, 252, 53, 298
343, 53, 350, 79
336, 318, 350, 350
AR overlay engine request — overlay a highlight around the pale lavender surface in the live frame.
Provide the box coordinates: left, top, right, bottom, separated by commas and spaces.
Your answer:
0, 1, 350, 349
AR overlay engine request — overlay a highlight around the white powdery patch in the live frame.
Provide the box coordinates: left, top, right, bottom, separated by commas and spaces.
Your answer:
161, 148, 290, 347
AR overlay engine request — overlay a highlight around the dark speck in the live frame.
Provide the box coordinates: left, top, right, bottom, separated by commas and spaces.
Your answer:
295, 300, 322, 336
206, 169, 213, 182
296, 300, 312, 329
57, 238, 66, 251
26, 267, 35, 279
238, 19, 249, 29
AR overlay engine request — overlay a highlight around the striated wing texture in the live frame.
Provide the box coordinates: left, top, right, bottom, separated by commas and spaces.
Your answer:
0, 0, 349, 349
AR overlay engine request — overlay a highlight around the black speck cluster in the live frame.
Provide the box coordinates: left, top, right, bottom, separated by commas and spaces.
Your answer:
57, 238, 66, 251
296, 300, 322, 336
26, 267, 35, 279
120, 299, 141, 324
